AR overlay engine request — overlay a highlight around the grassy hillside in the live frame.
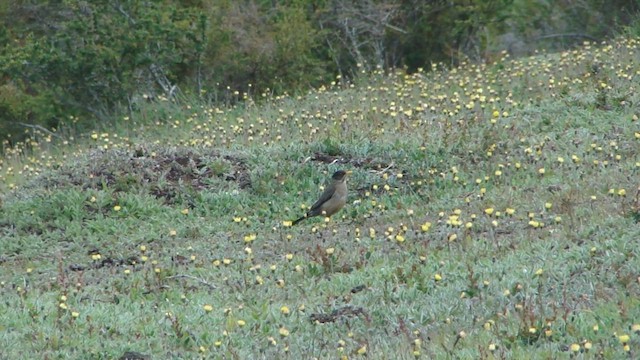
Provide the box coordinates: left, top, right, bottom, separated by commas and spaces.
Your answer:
1, 39, 639, 359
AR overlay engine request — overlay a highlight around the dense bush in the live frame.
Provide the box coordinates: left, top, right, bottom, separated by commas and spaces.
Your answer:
0, 1, 206, 142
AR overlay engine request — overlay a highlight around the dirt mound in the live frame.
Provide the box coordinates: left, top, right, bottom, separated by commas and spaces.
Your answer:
32, 146, 251, 204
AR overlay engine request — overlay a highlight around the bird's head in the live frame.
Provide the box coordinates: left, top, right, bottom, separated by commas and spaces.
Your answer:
332, 170, 351, 181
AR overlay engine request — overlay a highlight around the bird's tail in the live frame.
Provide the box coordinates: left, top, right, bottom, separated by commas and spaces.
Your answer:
292, 215, 307, 225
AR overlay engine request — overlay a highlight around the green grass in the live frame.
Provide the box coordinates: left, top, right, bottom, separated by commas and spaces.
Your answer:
1, 38, 640, 359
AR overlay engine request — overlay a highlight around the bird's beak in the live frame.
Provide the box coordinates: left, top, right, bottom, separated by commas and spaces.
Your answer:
346, 170, 353, 175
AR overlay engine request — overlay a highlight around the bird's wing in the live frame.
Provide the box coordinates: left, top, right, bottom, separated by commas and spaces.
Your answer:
309, 186, 335, 212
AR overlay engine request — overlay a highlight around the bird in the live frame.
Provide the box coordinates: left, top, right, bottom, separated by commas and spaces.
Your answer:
292, 170, 350, 225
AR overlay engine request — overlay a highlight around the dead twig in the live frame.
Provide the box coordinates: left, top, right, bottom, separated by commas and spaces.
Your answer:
16, 122, 61, 138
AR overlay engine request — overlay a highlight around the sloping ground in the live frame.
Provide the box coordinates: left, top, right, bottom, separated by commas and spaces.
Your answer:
0, 39, 639, 358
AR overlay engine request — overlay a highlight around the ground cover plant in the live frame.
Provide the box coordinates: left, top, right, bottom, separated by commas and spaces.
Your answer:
1, 38, 640, 359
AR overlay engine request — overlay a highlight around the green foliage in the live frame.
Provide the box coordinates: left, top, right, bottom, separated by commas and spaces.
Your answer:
198, 2, 329, 99
1, 0, 639, 148
397, 0, 515, 68
622, 12, 640, 37
0, 1, 204, 142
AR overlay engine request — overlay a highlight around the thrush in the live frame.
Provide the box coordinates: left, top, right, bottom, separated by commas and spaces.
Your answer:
292, 170, 350, 225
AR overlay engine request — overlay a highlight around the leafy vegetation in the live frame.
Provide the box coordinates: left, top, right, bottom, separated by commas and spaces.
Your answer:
2, 0, 639, 145
1, 37, 640, 358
